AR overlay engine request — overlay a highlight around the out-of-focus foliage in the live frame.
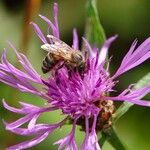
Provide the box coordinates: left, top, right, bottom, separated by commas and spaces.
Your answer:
85, 0, 106, 48
1, 0, 26, 13
0, 0, 150, 150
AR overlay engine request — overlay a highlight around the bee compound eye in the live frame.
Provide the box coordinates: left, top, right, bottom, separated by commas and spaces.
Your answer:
78, 63, 85, 72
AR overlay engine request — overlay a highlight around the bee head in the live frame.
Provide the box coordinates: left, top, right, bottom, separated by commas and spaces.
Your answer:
77, 62, 86, 73
70, 52, 86, 75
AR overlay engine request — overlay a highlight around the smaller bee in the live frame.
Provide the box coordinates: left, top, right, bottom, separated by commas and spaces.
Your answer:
41, 35, 86, 76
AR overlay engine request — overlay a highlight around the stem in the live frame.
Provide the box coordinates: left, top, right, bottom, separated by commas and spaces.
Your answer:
100, 127, 128, 150
99, 132, 107, 147
113, 102, 133, 123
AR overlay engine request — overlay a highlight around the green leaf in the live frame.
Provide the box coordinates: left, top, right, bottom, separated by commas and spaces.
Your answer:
133, 72, 150, 89
113, 72, 150, 123
113, 102, 134, 123
85, 0, 106, 48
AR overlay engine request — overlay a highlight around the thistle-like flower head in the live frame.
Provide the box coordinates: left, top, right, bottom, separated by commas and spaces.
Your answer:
1, 3, 150, 150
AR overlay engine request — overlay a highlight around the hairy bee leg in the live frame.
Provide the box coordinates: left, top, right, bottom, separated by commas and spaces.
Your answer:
68, 70, 72, 79
54, 63, 65, 84
64, 63, 73, 79
54, 62, 65, 76
57, 62, 65, 70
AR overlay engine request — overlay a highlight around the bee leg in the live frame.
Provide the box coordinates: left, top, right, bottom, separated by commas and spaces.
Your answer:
68, 70, 72, 79
55, 75, 60, 84
57, 62, 65, 70
73, 67, 77, 72
55, 62, 65, 75
64, 62, 72, 79
54, 62, 66, 84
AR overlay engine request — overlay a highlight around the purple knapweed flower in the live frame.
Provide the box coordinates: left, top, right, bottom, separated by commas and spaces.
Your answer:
1, 3, 150, 150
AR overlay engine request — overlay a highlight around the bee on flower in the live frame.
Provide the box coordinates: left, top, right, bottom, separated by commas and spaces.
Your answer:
1, 3, 150, 150
41, 35, 86, 77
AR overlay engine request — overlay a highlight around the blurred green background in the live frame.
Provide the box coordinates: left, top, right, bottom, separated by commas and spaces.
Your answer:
0, 0, 150, 149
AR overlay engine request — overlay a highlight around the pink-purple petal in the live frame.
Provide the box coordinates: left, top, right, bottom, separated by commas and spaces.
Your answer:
2, 99, 24, 114
53, 3, 60, 38
39, 14, 58, 37
54, 120, 78, 150
98, 35, 117, 66
5, 114, 34, 130
72, 28, 79, 49
81, 115, 100, 150
30, 22, 47, 43
6, 131, 50, 150
8, 42, 42, 83
113, 37, 150, 78
82, 37, 95, 58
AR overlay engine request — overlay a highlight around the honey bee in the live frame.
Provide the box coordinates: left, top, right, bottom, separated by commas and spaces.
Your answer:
41, 35, 86, 76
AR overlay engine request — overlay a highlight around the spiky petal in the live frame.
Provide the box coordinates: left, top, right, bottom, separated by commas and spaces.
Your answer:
1, 3, 150, 150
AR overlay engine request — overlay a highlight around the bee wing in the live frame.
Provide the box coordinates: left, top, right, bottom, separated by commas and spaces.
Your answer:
41, 35, 73, 59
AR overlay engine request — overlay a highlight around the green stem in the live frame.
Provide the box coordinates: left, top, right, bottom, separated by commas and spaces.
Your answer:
99, 132, 107, 147
100, 127, 128, 150
113, 102, 134, 123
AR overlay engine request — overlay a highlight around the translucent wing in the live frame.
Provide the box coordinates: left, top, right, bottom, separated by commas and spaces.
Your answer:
41, 35, 74, 59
